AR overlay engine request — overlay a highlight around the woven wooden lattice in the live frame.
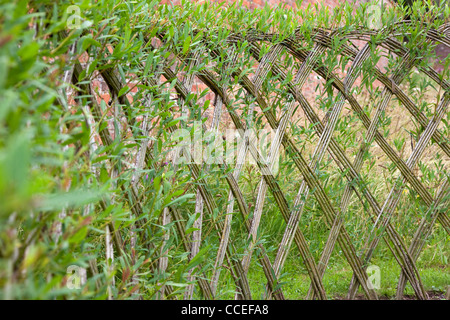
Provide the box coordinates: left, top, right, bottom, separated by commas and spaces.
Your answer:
70, 21, 450, 300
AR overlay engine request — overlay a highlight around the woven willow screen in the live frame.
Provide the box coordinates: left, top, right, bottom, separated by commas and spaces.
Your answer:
2, 1, 449, 300
70, 4, 450, 300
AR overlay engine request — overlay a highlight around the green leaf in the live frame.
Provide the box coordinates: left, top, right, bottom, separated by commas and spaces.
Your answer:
165, 193, 195, 207
185, 227, 200, 235
118, 85, 129, 97
185, 245, 210, 271
182, 35, 191, 55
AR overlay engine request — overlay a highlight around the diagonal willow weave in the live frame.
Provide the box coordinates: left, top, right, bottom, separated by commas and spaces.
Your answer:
71, 21, 450, 300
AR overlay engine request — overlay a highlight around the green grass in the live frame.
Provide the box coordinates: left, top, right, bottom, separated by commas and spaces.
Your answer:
244, 250, 450, 300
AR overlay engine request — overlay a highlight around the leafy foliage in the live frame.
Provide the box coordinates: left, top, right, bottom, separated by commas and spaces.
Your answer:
0, 0, 448, 300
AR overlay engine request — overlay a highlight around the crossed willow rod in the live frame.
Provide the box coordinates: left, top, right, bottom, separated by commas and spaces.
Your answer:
348, 93, 450, 298
102, 24, 446, 300
291, 26, 450, 296
68, 40, 229, 299
283, 27, 450, 296
252, 54, 427, 300
97, 49, 291, 299
265, 33, 450, 207
163, 55, 287, 298
243, 41, 420, 294
92, 67, 223, 299
221, 23, 442, 276
312, 49, 427, 299
135, 44, 290, 299
154, 36, 378, 299
154, 40, 326, 298
237, 26, 450, 159
236, 39, 335, 293
135, 34, 327, 298
212, 96, 256, 296
218, 36, 419, 299
238, 44, 285, 282
235, 37, 383, 299
212, 26, 450, 298
248, 30, 450, 298
244, 35, 427, 299
71, 62, 183, 299
76, 60, 250, 299
205, 45, 382, 299
173, 49, 281, 300
64, 20, 450, 300
348, 68, 440, 298
141, 35, 327, 299
175, 47, 283, 299
79, 48, 442, 302
277, 44, 421, 297
176, 47, 286, 300
206, 45, 259, 296
345, 34, 450, 297
396, 177, 450, 298
283, 33, 450, 232
229, 42, 320, 300
229, 41, 328, 299
177, 50, 202, 300
268, 31, 422, 299
297, 38, 427, 299
136, 42, 285, 298
152, 54, 287, 300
